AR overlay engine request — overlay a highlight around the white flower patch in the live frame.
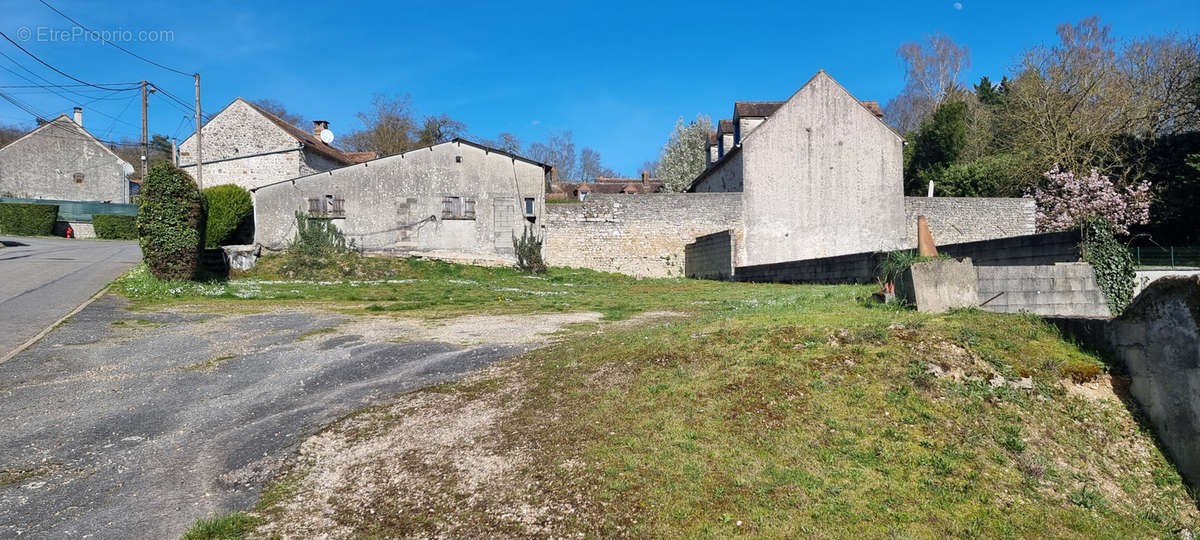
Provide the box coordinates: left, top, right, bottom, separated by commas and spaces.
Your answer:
494, 287, 568, 296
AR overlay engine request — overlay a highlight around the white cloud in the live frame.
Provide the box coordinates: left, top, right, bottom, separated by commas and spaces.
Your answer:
953, 2, 963, 10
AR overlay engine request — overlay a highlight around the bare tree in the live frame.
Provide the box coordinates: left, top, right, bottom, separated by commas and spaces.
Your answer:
578, 147, 617, 180
640, 159, 659, 177
416, 114, 468, 146
342, 94, 419, 157
251, 99, 304, 127
526, 131, 577, 180
885, 32, 971, 133
488, 132, 522, 154
897, 32, 972, 105
0, 121, 28, 149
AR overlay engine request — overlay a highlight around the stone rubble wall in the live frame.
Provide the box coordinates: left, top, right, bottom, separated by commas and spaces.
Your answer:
543, 193, 742, 278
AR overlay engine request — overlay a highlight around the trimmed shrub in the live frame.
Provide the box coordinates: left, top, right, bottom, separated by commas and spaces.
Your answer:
203, 184, 253, 248
93, 214, 137, 240
0, 202, 58, 236
513, 225, 546, 273
1080, 217, 1136, 314
137, 162, 206, 280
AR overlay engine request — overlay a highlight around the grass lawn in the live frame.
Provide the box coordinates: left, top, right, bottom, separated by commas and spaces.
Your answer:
118, 255, 1197, 538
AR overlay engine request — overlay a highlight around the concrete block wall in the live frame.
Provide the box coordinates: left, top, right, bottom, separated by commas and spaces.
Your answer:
685, 230, 736, 280
904, 197, 1036, 246
938, 230, 1081, 266
735, 250, 883, 284
543, 193, 742, 278
976, 263, 1111, 317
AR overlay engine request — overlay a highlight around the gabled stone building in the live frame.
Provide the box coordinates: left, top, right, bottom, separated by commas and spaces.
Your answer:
689, 71, 907, 266
251, 138, 550, 263
177, 98, 374, 191
0, 108, 134, 202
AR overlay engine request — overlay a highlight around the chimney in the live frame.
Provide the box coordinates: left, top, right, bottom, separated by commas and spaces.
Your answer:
641, 170, 649, 184
73, 107, 83, 126
312, 120, 329, 138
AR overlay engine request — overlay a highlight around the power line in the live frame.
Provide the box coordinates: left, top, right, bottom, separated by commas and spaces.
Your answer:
38, 0, 194, 78
0, 30, 138, 91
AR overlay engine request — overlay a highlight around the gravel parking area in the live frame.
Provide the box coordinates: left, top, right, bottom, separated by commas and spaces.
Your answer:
0, 295, 580, 538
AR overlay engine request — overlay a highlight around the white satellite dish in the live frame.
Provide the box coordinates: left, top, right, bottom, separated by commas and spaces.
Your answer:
320, 129, 335, 144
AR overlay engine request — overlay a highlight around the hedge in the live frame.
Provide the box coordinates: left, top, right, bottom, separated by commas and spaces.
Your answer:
203, 184, 253, 248
0, 202, 58, 236
137, 162, 206, 280
93, 214, 138, 240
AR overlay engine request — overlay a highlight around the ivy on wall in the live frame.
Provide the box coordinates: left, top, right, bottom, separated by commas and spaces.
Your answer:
1079, 217, 1136, 315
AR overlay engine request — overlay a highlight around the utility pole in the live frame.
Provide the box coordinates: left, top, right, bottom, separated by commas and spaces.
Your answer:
140, 81, 149, 181
170, 138, 177, 167
194, 72, 203, 189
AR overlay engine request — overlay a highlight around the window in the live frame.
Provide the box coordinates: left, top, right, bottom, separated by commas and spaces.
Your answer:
441, 196, 475, 219
523, 197, 536, 217
73, 172, 84, 184
306, 195, 346, 218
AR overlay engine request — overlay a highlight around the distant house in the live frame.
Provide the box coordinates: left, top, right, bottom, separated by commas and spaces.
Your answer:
548, 170, 664, 200
0, 108, 134, 202
252, 138, 550, 263
177, 97, 375, 191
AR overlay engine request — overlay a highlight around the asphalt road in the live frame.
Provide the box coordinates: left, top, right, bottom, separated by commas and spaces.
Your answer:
0, 295, 528, 538
0, 236, 141, 359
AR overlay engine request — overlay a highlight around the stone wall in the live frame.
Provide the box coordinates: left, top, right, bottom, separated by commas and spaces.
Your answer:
685, 230, 736, 280
903, 197, 1036, 246
976, 263, 1111, 317
1048, 276, 1200, 491
543, 193, 742, 278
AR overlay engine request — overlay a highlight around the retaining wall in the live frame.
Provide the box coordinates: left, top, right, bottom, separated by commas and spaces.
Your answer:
977, 263, 1111, 317
1048, 277, 1200, 491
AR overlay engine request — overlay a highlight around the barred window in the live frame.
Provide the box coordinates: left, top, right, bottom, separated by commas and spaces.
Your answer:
73, 172, 84, 184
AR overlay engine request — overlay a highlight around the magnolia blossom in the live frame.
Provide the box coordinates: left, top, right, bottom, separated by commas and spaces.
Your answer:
1031, 166, 1151, 235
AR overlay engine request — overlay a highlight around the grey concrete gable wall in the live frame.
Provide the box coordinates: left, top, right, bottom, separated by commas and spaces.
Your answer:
178, 99, 305, 191
740, 72, 906, 266
253, 141, 545, 261
0, 117, 130, 202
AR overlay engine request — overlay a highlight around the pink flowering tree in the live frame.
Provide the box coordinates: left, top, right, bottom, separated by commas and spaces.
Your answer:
1032, 166, 1151, 235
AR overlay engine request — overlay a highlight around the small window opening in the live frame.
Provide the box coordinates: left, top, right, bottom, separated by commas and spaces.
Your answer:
73, 172, 84, 184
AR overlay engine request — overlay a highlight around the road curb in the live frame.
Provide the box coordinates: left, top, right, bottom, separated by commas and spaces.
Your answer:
0, 285, 111, 364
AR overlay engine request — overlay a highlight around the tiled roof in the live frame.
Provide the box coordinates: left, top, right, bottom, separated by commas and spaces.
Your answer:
708, 131, 718, 145
859, 100, 883, 118
241, 99, 368, 166
734, 101, 784, 118
717, 119, 735, 134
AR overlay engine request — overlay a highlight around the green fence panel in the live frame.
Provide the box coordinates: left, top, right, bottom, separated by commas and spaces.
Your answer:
0, 197, 136, 223
1130, 246, 1200, 268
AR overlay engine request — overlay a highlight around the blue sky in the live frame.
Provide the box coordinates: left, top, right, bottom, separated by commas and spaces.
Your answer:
1, 0, 1197, 175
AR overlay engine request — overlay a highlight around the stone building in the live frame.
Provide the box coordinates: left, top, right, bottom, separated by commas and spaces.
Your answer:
690, 70, 907, 266
177, 98, 375, 191
0, 108, 134, 202
252, 138, 550, 263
